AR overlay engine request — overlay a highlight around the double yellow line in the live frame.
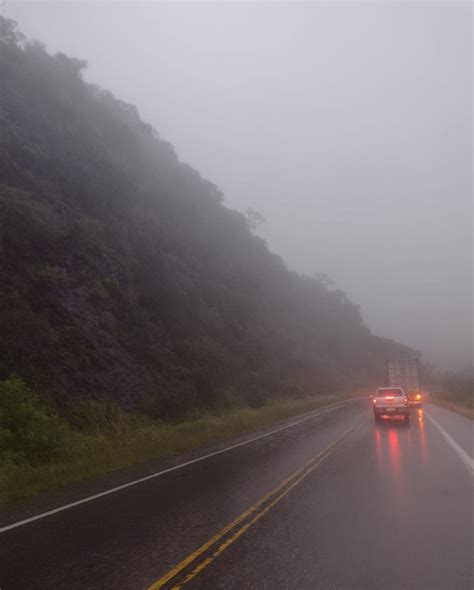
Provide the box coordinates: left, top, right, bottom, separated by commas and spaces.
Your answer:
148, 420, 362, 590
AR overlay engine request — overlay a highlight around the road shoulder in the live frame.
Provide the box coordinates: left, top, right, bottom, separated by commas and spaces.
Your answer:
428, 397, 473, 420
424, 402, 473, 462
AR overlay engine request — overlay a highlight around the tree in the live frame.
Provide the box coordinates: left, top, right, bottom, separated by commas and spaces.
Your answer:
314, 272, 336, 289
245, 208, 265, 231
0, 16, 24, 47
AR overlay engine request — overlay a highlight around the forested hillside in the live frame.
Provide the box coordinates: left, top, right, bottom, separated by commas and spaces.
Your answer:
0, 18, 415, 417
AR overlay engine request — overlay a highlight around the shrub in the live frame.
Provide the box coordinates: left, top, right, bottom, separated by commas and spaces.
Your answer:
65, 399, 146, 433
440, 368, 473, 408
0, 377, 72, 464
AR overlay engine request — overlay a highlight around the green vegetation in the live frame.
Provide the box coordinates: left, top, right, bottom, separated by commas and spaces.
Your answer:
430, 368, 473, 419
0, 378, 72, 464
0, 376, 338, 503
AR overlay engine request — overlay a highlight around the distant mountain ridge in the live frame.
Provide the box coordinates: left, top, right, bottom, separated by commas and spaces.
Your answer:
0, 18, 416, 416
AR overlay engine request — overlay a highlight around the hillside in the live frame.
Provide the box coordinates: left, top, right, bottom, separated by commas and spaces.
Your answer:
0, 18, 415, 417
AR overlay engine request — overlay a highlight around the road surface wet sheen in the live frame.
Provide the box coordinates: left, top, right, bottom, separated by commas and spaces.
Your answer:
0, 402, 472, 590
186, 407, 472, 590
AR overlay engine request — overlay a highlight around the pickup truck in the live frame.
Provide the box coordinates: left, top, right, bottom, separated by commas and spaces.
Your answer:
372, 387, 409, 422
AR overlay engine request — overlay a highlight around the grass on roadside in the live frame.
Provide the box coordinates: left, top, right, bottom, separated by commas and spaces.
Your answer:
428, 395, 473, 420
430, 369, 473, 420
0, 392, 339, 504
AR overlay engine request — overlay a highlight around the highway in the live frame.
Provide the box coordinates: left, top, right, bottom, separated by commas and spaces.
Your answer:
0, 399, 472, 589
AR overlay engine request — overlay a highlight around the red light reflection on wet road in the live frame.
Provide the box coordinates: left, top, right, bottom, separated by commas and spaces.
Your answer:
415, 409, 427, 461
387, 429, 401, 475
373, 420, 405, 504
374, 427, 382, 461
373, 409, 429, 509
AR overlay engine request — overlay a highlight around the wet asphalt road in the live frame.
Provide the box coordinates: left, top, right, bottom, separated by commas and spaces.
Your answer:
0, 399, 472, 590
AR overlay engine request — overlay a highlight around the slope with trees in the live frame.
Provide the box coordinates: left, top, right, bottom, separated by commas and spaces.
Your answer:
0, 17, 415, 419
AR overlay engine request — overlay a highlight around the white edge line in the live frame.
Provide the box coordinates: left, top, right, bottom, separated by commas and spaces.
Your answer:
0, 397, 363, 533
425, 412, 474, 476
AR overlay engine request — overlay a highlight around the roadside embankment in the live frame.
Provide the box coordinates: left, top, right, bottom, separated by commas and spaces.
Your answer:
428, 396, 473, 420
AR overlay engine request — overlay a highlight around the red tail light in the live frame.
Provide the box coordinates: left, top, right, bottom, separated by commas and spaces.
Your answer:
372, 398, 377, 404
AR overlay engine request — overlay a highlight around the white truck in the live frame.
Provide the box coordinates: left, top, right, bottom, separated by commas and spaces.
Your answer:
386, 358, 422, 407
372, 387, 409, 422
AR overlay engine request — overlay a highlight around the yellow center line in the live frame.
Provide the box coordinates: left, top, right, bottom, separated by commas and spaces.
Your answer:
148, 421, 362, 590
171, 450, 335, 589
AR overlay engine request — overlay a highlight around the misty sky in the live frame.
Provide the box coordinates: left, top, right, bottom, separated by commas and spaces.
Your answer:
5, 2, 472, 369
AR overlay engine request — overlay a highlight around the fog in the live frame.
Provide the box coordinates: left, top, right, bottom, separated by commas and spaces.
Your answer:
6, 1, 472, 370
